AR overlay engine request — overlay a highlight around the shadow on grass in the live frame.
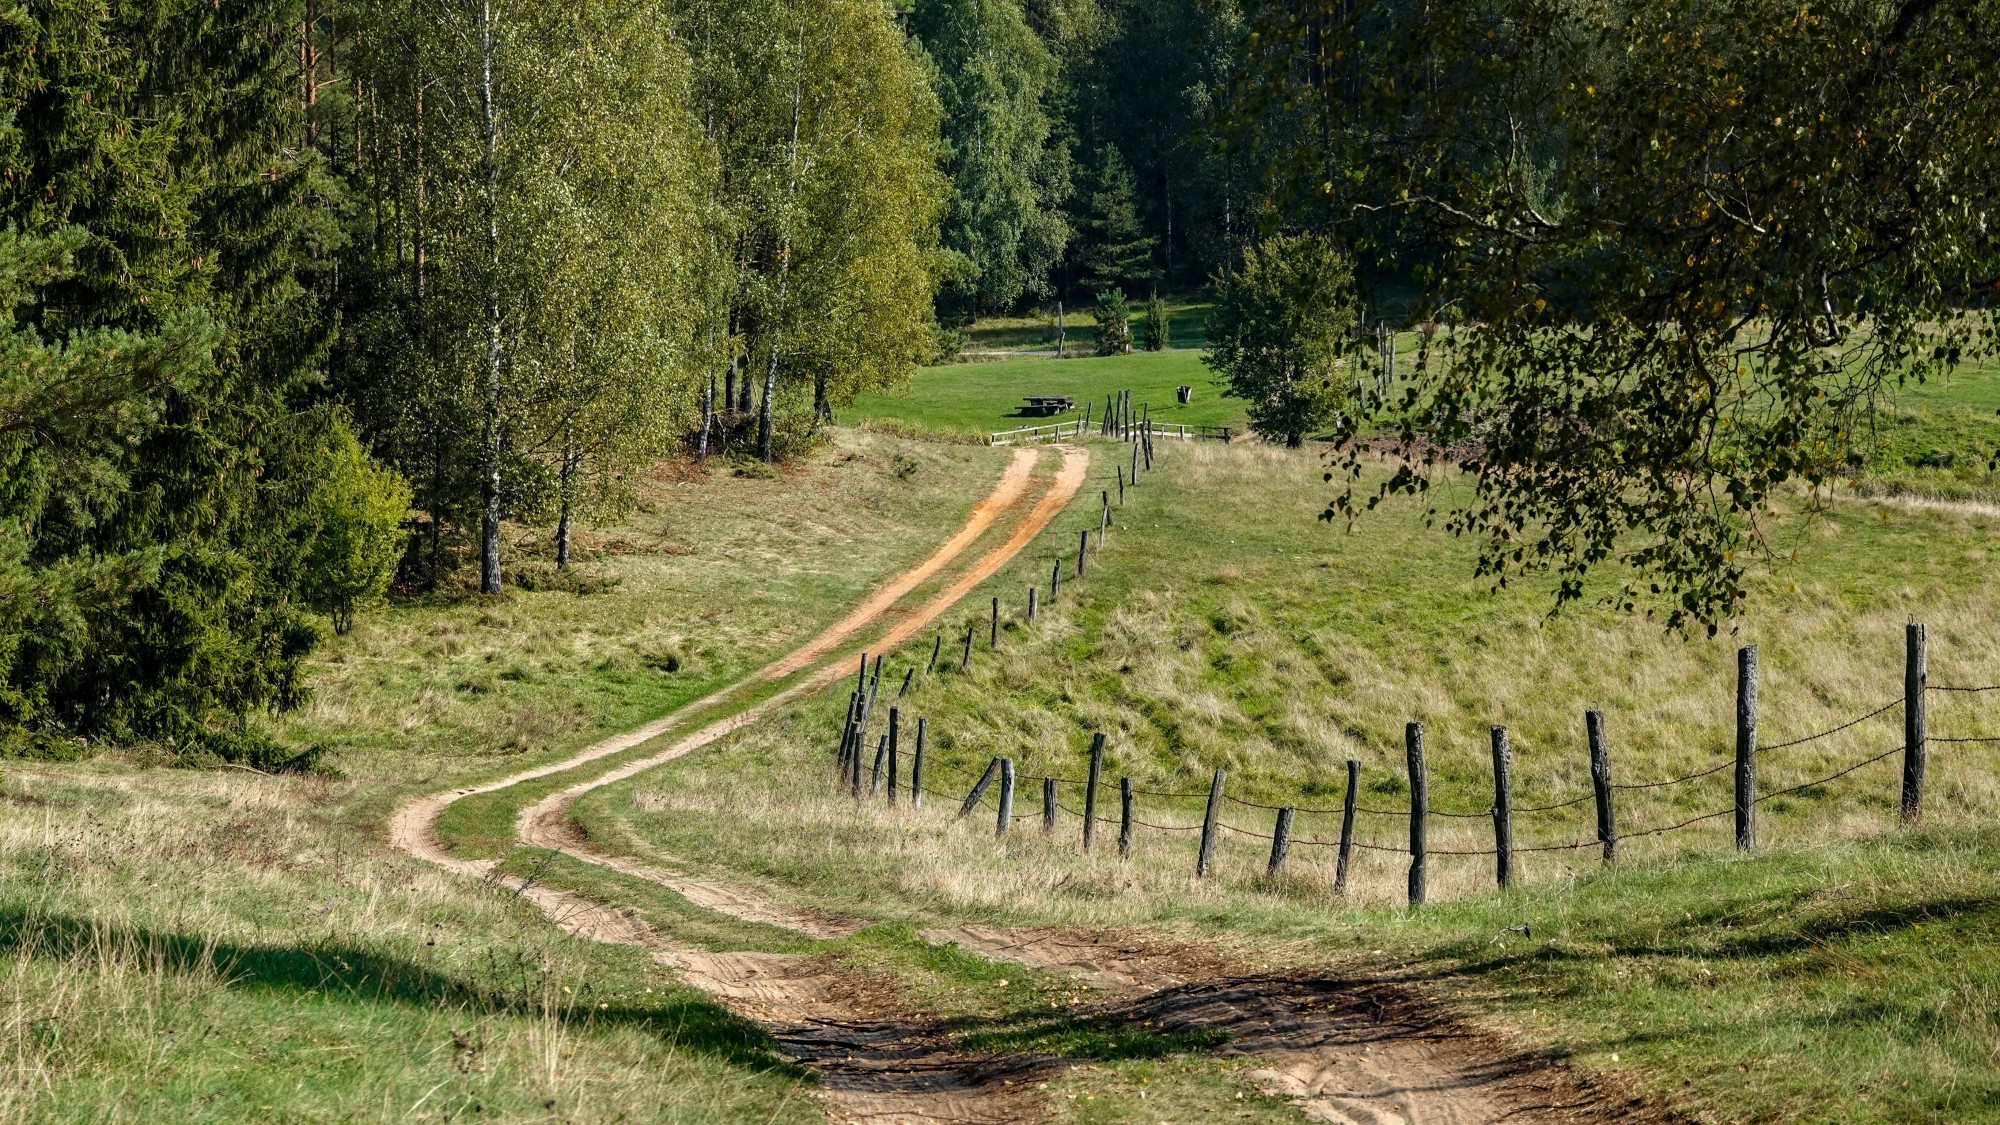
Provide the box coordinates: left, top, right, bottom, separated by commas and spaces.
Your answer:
0, 905, 804, 1077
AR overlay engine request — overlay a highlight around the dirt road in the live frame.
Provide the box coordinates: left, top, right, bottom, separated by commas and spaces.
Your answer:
391, 442, 1676, 1125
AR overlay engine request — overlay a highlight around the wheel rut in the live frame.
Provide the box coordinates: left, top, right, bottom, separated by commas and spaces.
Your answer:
393, 445, 1087, 1124
392, 441, 1680, 1125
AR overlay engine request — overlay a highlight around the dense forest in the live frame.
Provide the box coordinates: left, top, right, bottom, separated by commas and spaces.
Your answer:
2, 0, 1993, 757
0, 0, 1262, 760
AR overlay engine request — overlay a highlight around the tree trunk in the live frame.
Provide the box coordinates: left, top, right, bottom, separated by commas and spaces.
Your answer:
813, 369, 830, 424
555, 443, 578, 569
478, 0, 503, 595
758, 336, 778, 462
698, 370, 715, 461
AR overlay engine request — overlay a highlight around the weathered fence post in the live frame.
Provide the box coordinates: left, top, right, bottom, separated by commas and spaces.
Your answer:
1130, 442, 1139, 483
959, 757, 1000, 817
1197, 768, 1227, 877
850, 722, 866, 800
1117, 465, 1126, 504
928, 632, 942, 673
961, 624, 974, 671
1028, 585, 1039, 622
1051, 561, 1062, 601
1490, 725, 1514, 888
1736, 645, 1758, 852
887, 709, 901, 806
869, 735, 888, 797
1336, 759, 1359, 892
1587, 710, 1616, 862
1077, 530, 1088, 577
1083, 733, 1105, 850
1042, 776, 1058, 831
996, 758, 1016, 837
911, 717, 926, 807
1903, 622, 1928, 825
897, 667, 914, 698
1407, 722, 1428, 906
1119, 777, 1134, 857
1267, 808, 1295, 877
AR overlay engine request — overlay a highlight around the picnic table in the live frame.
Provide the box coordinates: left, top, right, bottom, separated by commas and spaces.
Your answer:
1021, 395, 1075, 416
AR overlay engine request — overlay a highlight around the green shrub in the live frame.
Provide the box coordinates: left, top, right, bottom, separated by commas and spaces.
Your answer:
297, 418, 413, 634
1142, 293, 1169, 351
1092, 288, 1131, 355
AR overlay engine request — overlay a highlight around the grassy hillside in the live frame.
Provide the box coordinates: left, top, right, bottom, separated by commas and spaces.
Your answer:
576, 438, 2000, 1124
0, 431, 1017, 1123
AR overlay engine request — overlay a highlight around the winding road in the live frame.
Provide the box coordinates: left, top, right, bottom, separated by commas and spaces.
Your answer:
388, 442, 1674, 1125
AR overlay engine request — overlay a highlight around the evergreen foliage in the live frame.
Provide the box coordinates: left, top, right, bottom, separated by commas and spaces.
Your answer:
1091, 288, 1131, 355
1142, 292, 1169, 351
1070, 146, 1157, 296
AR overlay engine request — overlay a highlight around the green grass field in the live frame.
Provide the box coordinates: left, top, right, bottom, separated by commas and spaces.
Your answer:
0, 431, 1019, 1124
851, 349, 1242, 440
571, 432, 2000, 1124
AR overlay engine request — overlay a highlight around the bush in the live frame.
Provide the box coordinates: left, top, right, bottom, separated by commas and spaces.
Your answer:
1092, 288, 1131, 355
298, 418, 414, 634
1143, 293, 1170, 351
1202, 233, 1360, 447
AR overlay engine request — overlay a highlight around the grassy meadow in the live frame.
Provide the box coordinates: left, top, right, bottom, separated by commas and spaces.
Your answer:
569, 423, 2000, 1123
0, 431, 1023, 1124
851, 349, 1241, 440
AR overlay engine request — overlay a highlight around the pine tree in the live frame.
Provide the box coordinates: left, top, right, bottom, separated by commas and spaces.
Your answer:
1069, 145, 1156, 296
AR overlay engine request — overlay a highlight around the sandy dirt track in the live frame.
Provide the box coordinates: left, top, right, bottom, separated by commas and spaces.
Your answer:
392, 441, 1680, 1125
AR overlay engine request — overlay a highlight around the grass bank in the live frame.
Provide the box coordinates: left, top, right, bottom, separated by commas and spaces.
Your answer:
580, 438, 2000, 1124
0, 430, 1017, 1123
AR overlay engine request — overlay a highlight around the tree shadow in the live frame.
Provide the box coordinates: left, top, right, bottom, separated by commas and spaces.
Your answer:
0, 905, 804, 1077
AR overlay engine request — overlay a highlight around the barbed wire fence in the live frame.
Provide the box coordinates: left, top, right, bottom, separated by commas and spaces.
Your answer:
827, 424, 1996, 905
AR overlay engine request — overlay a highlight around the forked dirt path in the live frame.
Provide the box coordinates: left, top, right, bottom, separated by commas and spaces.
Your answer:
393, 441, 1676, 1125
391, 445, 1089, 1123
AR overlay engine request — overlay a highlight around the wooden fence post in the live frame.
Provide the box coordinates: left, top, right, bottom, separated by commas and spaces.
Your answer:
928, 632, 942, 672
1117, 465, 1126, 504
1736, 645, 1758, 852
1587, 710, 1616, 862
1077, 530, 1088, 577
1130, 442, 1139, 484
1267, 808, 1294, 877
856, 652, 868, 693
887, 709, 901, 806
1042, 776, 1058, 831
961, 624, 974, 671
1336, 759, 1359, 892
1197, 768, 1227, 877
1051, 560, 1062, 601
991, 597, 999, 647
1903, 622, 1928, 825
1028, 586, 1038, 622
869, 735, 888, 797
1083, 733, 1105, 850
849, 722, 865, 800
1119, 777, 1134, 857
959, 757, 1000, 817
897, 667, 914, 698
997, 758, 1016, 837
1407, 722, 1428, 906
911, 717, 926, 807
1490, 725, 1513, 888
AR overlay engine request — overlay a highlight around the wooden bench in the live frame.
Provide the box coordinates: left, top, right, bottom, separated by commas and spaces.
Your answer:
1021, 395, 1075, 416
